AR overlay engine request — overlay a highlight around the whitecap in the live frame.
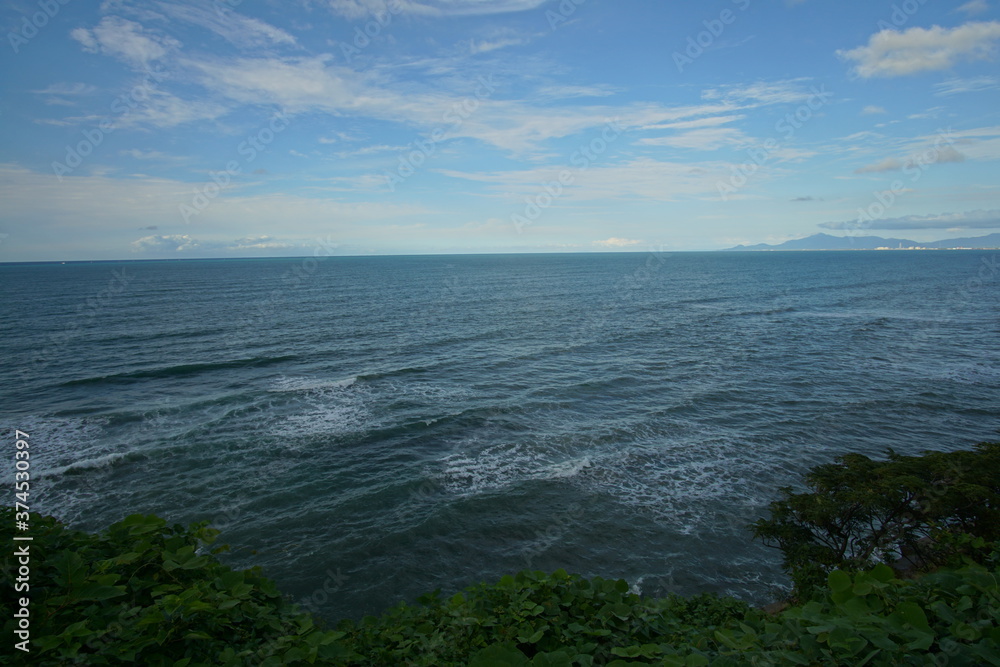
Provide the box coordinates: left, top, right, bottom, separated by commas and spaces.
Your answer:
269, 376, 358, 393
39, 452, 128, 478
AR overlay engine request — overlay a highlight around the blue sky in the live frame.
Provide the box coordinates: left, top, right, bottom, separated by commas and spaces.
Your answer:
2, 0, 999, 260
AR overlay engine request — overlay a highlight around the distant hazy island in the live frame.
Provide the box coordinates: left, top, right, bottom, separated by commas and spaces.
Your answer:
727, 232, 1000, 251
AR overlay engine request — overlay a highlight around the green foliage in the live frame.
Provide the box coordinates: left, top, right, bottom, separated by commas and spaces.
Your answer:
751, 442, 1000, 595
333, 569, 750, 666
3, 443, 998, 665
0, 510, 346, 665
331, 560, 1000, 665
704, 560, 1000, 666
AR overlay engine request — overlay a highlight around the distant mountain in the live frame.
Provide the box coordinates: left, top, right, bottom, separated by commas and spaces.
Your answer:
726, 232, 1000, 251
923, 233, 1000, 249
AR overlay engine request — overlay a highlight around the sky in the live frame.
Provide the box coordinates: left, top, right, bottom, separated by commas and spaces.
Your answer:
1, 0, 1000, 261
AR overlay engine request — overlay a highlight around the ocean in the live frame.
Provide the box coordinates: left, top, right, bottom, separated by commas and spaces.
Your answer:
2, 251, 998, 622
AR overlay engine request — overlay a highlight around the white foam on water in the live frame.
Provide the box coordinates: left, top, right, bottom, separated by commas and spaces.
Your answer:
435, 434, 594, 497
544, 456, 592, 479
269, 376, 359, 393
265, 376, 371, 441
437, 441, 541, 495
568, 430, 775, 533
42, 452, 128, 478
944, 363, 1000, 385
0, 415, 121, 480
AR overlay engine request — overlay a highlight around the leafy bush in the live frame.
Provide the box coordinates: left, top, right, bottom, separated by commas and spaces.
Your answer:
0, 510, 346, 665
751, 442, 1000, 595
333, 569, 750, 666
333, 560, 1000, 665
4, 442, 999, 665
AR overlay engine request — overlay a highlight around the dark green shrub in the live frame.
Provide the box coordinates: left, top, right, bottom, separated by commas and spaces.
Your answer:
5, 443, 998, 665
751, 442, 1000, 595
334, 569, 750, 666
0, 510, 346, 665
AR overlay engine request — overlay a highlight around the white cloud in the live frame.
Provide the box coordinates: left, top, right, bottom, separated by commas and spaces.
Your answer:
468, 37, 528, 54
120, 149, 180, 160
637, 127, 747, 150
155, 3, 297, 48
640, 115, 746, 131
957, 0, 990, 15
32, 82, 99, 107
933, 125, 1000, 161
533, 84, 618, 100
117, 89, 231, 129
838, 22, 1000, 78
934, 76, 1000, 95
701, 79, 819, 105
71, 16, 181, 67
185, 54, 749, 154
854, 143, 965, 174
907, 106, 946, 119
861, 105, 887, 115
927, 145, 967, 164
854, 157, 904, 173
334, 144, 410, 157
323, 0, 548, 19
439, 158, 742, 202
594, 237, 644, 247
131, 234, 201, 252
0, 164, 429, 260
229, 235, 295, 250
32, 82, 97, 96
820, 209, 1000, 230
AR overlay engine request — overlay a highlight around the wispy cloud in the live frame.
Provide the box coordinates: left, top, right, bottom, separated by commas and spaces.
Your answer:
701, 78, 819, 105
957, 0, 990, 16
861, 105, 886, 115
934, 76, 1000, 96
32, 82, 97, 97
71, 16, 181, 67
155, 3, 297, 48
854, 145, 965, 174
440, 158, 739, 202
854, 157, 903, 174
467, 37, 529, 54
637, 127, 748, 150
820, 209, 1000, 230
322, 0, 549, 19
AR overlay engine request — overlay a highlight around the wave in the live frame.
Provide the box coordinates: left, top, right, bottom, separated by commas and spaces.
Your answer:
39, 451, 141, 478
59, 355, 299, 386
269, 376, 358, 393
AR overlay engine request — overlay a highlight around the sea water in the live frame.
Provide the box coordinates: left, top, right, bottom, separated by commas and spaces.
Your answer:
2, 251, 998, 621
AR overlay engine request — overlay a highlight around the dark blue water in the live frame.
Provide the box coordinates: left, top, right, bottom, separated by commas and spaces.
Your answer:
2, 251, 998, 621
